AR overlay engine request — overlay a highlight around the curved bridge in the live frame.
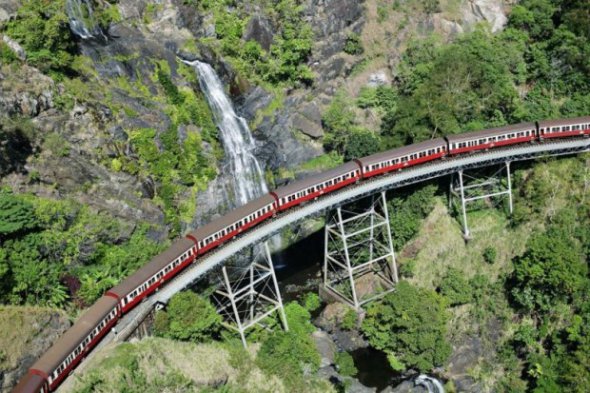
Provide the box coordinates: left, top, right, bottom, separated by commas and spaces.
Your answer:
111, 138, 590, 339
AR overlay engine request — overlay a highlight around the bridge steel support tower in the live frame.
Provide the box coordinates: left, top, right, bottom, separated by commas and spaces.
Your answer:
323, 192, 398, 310
212, 242, 288, 348
449, 161, 513, 238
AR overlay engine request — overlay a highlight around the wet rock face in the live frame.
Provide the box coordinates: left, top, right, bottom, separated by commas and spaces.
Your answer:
0, 0, 19, 23
0, 126, 34, 177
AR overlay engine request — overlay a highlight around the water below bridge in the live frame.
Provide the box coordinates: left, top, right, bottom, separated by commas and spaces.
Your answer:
273, 231, 443, 393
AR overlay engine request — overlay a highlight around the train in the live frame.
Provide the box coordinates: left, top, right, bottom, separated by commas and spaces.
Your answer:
13, 116, 590, 393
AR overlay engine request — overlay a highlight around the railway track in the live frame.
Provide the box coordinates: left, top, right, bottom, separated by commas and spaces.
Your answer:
55, 137, 590, 391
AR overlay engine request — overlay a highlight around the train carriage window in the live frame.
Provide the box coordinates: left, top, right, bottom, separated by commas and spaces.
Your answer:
564, 126, 570, 131
552, 127, 560, 132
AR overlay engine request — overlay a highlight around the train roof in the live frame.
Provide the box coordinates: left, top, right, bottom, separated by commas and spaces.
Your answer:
538, 116, 590, 128
358, 138, 447, 167
12, 372, 45, 393
272, 162, 360, 199
107, 237, 195, 298
31, 296, 118, 375
190, 194, 276, 241
445, 122, 536, 143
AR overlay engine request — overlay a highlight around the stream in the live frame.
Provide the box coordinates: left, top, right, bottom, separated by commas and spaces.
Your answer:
273, 233, 444, 393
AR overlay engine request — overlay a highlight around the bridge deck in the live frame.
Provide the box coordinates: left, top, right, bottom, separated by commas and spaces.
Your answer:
57, 137, 590, 391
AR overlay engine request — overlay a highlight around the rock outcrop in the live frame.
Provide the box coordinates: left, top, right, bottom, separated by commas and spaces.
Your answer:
0, 307, 71, 393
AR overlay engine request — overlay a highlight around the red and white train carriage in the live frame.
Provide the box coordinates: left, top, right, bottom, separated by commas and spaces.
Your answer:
13, 116, 590, 393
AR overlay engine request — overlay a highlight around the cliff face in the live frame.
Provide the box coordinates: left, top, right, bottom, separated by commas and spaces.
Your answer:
0, 0, 509, 391
0, 307, 70, 393
0, 0, 509, 233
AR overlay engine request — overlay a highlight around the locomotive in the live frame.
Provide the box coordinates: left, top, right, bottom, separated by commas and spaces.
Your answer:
13, 116, 590, 393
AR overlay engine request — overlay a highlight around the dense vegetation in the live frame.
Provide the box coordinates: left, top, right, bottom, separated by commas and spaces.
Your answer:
0, 187, 165, 308
195, 0, 314, 86
152, 292, 325, 392
362, 281, 451, 372
323, 0, 590, 151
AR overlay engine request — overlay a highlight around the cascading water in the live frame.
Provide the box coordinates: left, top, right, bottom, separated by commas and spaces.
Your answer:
186, 60, 283, 253
186, 60, 268, 205
415, 375, 445, 393
66, 0, 105, 40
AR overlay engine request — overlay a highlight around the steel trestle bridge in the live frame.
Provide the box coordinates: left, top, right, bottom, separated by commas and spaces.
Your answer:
59, 137, 590, 388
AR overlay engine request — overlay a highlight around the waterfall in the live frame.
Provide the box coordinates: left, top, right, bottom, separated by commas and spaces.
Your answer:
415, 375, 445, 393
65, 0, 105, 40
185, 60, 269, 207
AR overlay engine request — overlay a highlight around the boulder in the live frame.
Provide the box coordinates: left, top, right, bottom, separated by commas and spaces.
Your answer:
239, 86, 274, 121
243, 14, 274, 51
293, 113, 323, 138
2, 35, 26, 60
312, 330, 337, 368
462, 0, 508, 32
316, 302, 351, 332
367, 70, 390, 87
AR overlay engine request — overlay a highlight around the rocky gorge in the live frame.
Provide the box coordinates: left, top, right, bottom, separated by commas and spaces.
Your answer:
0, 0, 517, 392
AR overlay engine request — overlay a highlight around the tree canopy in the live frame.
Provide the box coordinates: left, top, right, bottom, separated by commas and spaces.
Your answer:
510, 226, 587, 314
362, 281, 451, 372
154, 291, 221, 342
0, 189, 38, 238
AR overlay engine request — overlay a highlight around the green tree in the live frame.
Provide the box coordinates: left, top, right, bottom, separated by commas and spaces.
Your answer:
510, 226, 587, 314
388, 184, 438, 249
322, 93, 356, 155
344, 129, 381, 160
0, 189, 38, 238
3, 0, 77, 75
335, 351, 357, 377
384, 28, 522, 145
154, 291, 221, 342
256, 301, 321, 388
439, 268, 472, 306
362, 281, 451, 372
301, 292, 321, 312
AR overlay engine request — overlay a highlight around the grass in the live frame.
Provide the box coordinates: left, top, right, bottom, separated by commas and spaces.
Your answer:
66, 337, 333, 393
297, 152, 344, 172
0, 306, 69, 370
401, 199, 530, 289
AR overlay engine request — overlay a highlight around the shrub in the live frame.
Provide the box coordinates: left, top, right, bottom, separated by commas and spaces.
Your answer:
483, 246, 497, 264
344, 129, 381, 160
343, 33, 363, 55
439, 268, 472, 306
362, 281, 451, 372
3, 0, 77, 76
0, 189, 38, 238
301, 292, 321, 312
399, 259, 416, 278
154, 291, 221, 342
335, 351, 357, 377
340, 309, 357, 331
